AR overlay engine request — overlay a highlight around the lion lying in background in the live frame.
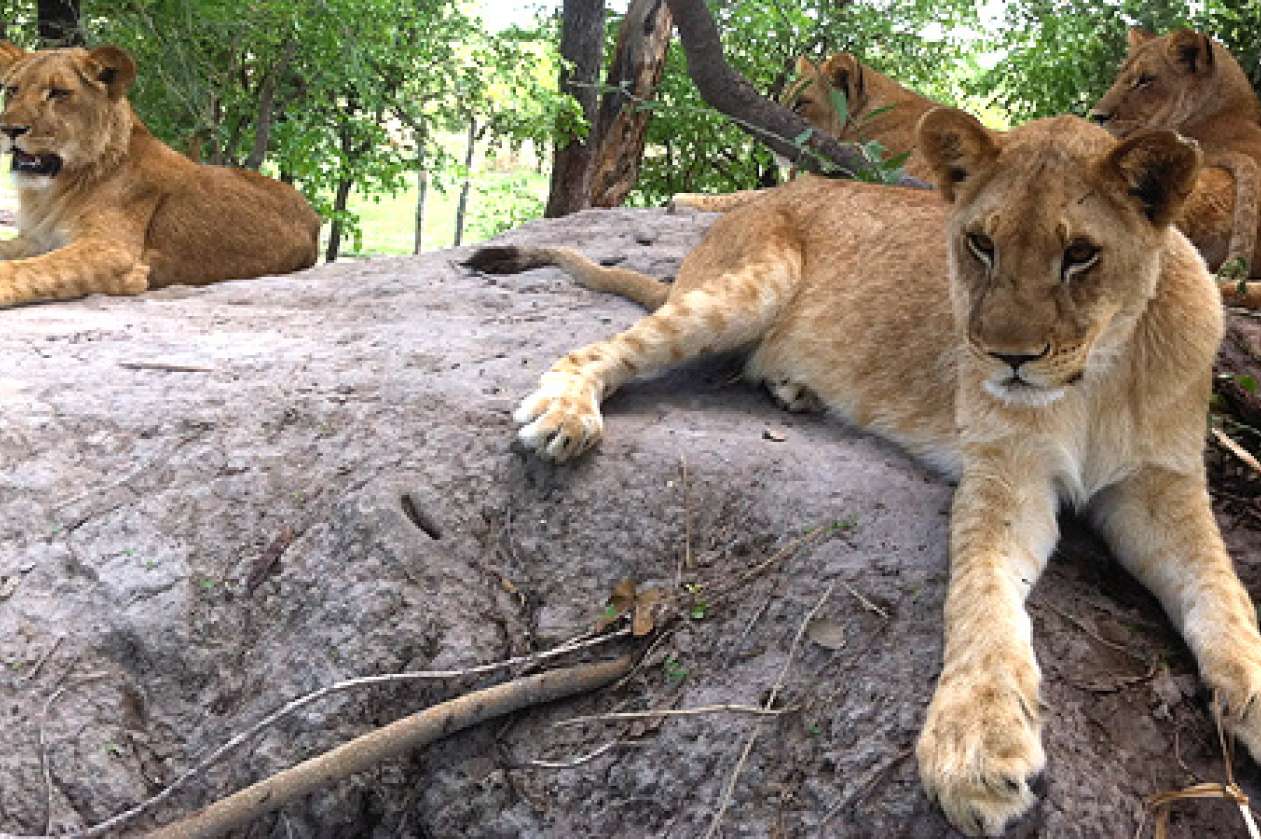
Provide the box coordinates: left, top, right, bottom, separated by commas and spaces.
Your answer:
674, 45, 1261, 306
471, 110, 1261, 836
1092, 28, 1261, 292
0, 42, 320, 308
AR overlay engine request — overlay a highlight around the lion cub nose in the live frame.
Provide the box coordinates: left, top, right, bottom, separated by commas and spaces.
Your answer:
990, 350, 1043, 371
0, 124, 29, 139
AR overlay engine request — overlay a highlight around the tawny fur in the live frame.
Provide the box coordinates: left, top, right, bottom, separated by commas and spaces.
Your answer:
674, 47, 1261, 303
1092, 27, 1261, 297
0, 43, 320, 308
473, 112, 1261, 837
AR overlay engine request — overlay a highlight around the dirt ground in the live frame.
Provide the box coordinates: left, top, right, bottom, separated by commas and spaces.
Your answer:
0, 206, 1258, 838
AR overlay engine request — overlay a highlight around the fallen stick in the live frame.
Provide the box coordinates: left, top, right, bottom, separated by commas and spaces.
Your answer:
148, 653, 636, 838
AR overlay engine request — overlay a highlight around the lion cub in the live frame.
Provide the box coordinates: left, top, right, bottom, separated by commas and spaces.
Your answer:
0, 42, 320, 308
1093, 27, 1261, 302
470, 110, 1261, 835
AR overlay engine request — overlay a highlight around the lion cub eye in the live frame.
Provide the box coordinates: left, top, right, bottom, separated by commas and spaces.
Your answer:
965, 232, 994, 267
1133, 73, 1155, 89
47, 88, 70, 100
1062, 240, 1099, 280
2, 85, 16, 99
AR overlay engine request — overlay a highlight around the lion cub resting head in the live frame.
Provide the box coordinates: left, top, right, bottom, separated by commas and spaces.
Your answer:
473, 110, 1261, 835
0, 42, 320, 308
1092, 27, 1261, 292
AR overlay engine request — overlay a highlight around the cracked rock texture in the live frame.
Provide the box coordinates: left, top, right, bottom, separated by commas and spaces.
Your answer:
0, 207, 1258, 838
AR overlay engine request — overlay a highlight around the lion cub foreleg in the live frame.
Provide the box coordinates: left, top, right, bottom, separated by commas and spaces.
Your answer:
515, 253, 801, 461
1091, 467, 1261, 756
917, 454, 1059, 836
0, 238, 148, 307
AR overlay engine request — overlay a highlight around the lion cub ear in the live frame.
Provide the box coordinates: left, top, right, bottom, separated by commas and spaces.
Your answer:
917, 107, 998, 202
1098, 129, 1201, 227
1166, 29, 1214, 74
1126, 27, 1155, 51
822, 53, 864, 104
85, 45, 136, 100
0, 41, 27, 75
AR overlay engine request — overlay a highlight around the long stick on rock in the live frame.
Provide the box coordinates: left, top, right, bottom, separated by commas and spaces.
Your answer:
148, 653, 636, 839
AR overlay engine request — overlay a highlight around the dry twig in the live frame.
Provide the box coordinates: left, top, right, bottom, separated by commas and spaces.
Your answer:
1212, 427, 1261, 475
703, 582, 836, 839
554, 703, 790, 728
147, 653, 637, 838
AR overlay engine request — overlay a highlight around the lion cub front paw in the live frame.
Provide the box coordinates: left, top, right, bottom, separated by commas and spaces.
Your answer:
1202, 646, 1261, 762
917, 670, 1045, 836
514, 372, 604, 462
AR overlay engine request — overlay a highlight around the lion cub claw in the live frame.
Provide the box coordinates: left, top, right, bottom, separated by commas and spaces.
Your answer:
917, 672, 1045, 836
514, 372, 604, 462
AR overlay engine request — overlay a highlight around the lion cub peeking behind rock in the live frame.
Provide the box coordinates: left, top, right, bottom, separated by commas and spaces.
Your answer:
471, 109, 1261, 835
0, 42, 320, 308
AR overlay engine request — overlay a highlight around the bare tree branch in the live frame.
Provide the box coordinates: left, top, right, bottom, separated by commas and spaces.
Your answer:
663, 0, 929, 188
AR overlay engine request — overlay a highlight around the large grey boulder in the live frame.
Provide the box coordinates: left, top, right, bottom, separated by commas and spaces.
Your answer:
0, 207, 1255, 837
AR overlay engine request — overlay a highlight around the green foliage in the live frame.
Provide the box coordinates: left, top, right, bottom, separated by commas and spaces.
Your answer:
975, 0, 1261, 122
468, 173, 546, 240
629, 0, 977, 205
0, 0, 568, 255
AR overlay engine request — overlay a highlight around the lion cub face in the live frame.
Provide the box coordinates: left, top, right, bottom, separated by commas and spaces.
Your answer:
919, 110, 1201, 408
1089, 28, 1221, 137
0, 44, 135, 186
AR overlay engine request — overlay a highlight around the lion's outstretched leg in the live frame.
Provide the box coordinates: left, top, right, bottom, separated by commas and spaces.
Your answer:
1090, 467, 1261, 756
0, 239, 147, 307
515, 242, 803, 461
917, 451, 1058, 836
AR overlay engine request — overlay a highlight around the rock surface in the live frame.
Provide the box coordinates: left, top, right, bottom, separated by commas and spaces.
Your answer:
0, 207, 1258, 838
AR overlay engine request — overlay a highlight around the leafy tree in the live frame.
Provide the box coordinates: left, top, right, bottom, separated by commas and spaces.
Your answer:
975, 0, 1261, 122
626, 0, 976, 205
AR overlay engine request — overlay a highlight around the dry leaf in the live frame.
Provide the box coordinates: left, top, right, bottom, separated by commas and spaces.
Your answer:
806, 617, 846, 650
762, 427, 787, 442
0, 575, 17, 601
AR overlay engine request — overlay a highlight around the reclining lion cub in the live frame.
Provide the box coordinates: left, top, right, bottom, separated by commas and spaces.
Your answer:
0, 42, 320, 308
1092, 27, 1261, 299
469, 110, 1261, 835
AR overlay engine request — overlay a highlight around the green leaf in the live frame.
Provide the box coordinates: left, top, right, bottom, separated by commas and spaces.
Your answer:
792, 127, 814, 147
827, 88, 849, 126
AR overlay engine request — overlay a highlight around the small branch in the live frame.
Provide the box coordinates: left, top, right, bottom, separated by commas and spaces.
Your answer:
527, 739, 632, 769
147, 654, 637, 838
703, 582, 836, 839
842, 581, 890, 620
554, 703, 790, 728
26, 629, 630, 839
1212, 427, 1261, 475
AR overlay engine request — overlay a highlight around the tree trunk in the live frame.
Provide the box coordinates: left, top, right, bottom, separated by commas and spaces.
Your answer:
453, 118, 476, 247
544, 0, 606, 218
37, 0, 81, 46
325, 177, 353, 263
414, 127, 429, 255
662, 0, 929, 188
589, 0, 673, 208
244, 40, 298, 171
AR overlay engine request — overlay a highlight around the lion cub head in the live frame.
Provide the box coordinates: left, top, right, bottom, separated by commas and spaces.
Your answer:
0, 42, 135, 187
919, 109, 1201, 407
783, 54, 866, 138
1090, 28, 1260, 138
